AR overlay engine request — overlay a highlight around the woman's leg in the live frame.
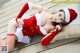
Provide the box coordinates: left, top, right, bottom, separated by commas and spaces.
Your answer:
0, 18, 18, 52
0, 35, 16, 52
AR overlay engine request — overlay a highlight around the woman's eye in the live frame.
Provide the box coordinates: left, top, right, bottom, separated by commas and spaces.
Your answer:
59, 14, 62, 17
60, 18, 63, 21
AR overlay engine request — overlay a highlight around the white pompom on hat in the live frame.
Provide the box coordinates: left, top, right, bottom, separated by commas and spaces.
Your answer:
59, 8, 78, 23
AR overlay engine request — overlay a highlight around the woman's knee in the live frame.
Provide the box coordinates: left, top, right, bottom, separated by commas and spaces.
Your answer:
8, 18, 17, 26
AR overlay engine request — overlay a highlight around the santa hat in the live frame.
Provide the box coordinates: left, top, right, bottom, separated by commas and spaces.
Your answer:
59, 8, 77, 23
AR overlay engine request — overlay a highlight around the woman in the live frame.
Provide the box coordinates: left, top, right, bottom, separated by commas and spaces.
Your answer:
0, 2, 77, 52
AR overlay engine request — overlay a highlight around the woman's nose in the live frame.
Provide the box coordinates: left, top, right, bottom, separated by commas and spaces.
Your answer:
56, 17, 60, 20
53, 15, 57, 18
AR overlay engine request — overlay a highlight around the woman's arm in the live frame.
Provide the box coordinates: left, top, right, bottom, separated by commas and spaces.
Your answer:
16, 2, 33, 20
16, 2, 49, 21
41, 25, 62, 46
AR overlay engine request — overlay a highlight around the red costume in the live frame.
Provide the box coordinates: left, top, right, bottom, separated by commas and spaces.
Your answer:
8, 2, 77, 45
14, 2, 47, 44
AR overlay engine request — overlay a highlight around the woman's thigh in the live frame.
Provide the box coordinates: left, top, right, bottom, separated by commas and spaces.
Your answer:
7, 18, 18, 34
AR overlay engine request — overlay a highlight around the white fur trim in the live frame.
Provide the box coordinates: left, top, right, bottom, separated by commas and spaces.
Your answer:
15, 26, 31, 44
22, 36, 31, 44
62, 8, 70, 22
28, 2, 33, 9
40, 27, 47, 35
35, 13, 41, 26
41, 28, 58, 41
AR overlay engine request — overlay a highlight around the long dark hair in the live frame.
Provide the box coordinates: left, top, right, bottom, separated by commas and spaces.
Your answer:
52, 22, 61, 26
59, 10, 69, 26
51, 10, 69, 31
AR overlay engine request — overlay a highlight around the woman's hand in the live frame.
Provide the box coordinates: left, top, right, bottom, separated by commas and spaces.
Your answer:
56, 25, 62, 31
17, 18, 24, 26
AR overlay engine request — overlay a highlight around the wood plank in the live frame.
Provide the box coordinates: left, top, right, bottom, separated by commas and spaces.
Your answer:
40, 39, 80, 53
0, 0, 44, 15
50, 4, 79, 10
0, 32, 6, 39
0, 0, 42, 18
11, 38, 80, 53
0, 0, 9, 5
0, 0, 23, 10
0, 0, 23, 15
0, 26, 7, 34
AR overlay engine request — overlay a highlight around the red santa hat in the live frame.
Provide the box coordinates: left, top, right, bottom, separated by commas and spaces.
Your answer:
59, 8, 77, 23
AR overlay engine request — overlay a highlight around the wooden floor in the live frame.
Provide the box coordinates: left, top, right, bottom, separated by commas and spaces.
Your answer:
0, 0, 80, 53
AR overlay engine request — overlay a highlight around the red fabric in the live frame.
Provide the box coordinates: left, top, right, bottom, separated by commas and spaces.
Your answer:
41, 28, 58, 46
16, 2, 29, 21
35, 26, 44, 36
15, 2, 43, 36
22, 15, 43, 36
69, 9, 77, 22
7, 34, 16, 36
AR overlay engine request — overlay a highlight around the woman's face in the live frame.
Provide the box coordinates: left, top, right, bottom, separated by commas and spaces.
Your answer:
51, 11, 65, 23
